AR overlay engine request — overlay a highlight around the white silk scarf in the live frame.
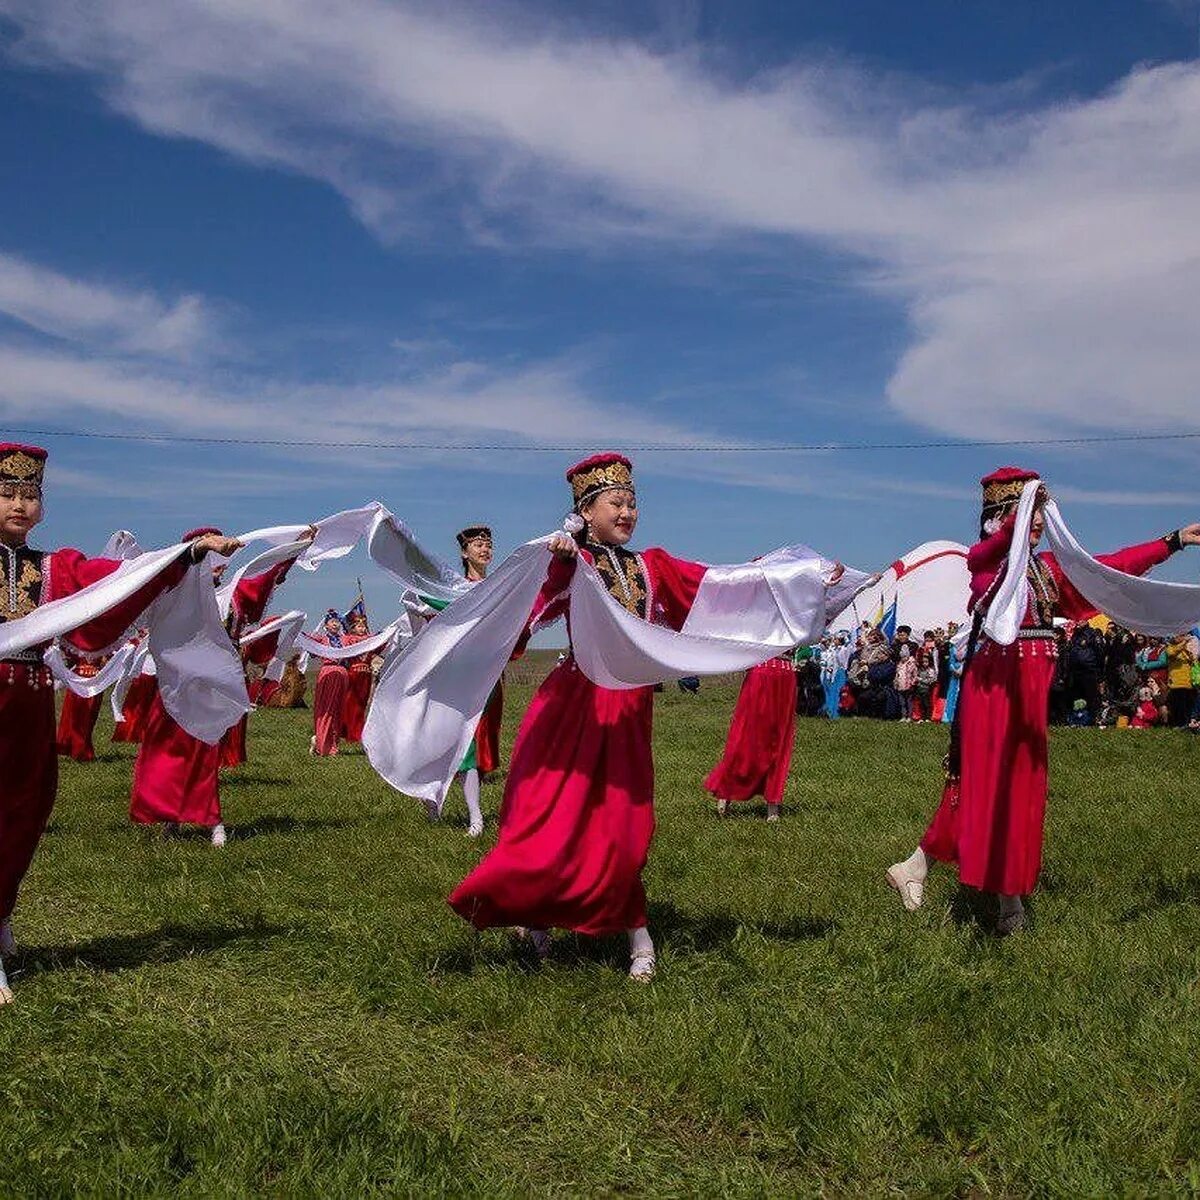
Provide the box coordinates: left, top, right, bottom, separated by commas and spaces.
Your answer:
364, 537, 870, 804
0, 541, 246, 743
44, 641, 137, 698
293, 615, 412, 662
983, 480, 1200, 644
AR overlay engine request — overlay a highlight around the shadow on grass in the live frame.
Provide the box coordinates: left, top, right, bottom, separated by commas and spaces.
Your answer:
430, 899, 837, 976
1119, 867, 1200, 923
13, 919, 286, 978
230, 815, 353, 840
219, 773, 295, 788
946, 888, 1036, 938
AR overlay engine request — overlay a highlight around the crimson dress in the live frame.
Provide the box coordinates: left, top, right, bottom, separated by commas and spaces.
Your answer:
112, 660, 156, 744
449, 544, 706, 937
340, 644, 374, 744
131, 559, 296, 826
1, 545, 187, 920
704, 656, 797, 805
55, 657, 107, 763
921, 518, 1173, 895
312, 633, 368, 756
473, 680, 504, 775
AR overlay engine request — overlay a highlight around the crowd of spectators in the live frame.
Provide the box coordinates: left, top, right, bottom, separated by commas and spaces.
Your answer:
793, 621, 1200, 731
1051, 623, 1200, 729
794, 623, 961, 723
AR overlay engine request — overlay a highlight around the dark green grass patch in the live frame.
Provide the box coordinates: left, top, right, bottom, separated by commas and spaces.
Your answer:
3, 683, 1200, 1194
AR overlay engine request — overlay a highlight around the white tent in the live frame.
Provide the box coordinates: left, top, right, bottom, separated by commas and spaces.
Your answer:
829, 540, 970, 638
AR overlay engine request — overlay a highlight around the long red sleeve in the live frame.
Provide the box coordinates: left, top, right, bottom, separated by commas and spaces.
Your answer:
232, 558, 295, 628
51, 549, 190, 654
641, 547, 708, 630
513, 553, 575, 657
1043, 537, 1173, 622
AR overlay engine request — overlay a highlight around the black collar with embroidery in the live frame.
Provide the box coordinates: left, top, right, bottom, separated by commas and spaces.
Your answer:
585, 541, 647, 618
0, 542, 44, 623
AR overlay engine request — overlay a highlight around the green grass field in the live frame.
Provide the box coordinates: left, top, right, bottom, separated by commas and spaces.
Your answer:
4, 677, 1200, 1195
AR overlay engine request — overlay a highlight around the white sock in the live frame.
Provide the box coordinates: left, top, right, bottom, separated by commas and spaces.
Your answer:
999, 893, 1024, 916
463, 769, 483, 831
901, 847, 929, 880
0, 956, 9, 993
0, 918, 13, 957
628, 926, 654, 959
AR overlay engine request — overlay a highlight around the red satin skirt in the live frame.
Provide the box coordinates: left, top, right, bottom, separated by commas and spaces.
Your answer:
130, 694, 221, 826
450, 659, 655, 936
474, 679, 504, 775
340, 666, 372, 744
704, 660, 796, 804
219, 713, 248, 769
56, 690, 102, 763
112, 673, 156, 743
313, 663, 349, 756
0, 664, 57, 920
922, 637, 1057, 895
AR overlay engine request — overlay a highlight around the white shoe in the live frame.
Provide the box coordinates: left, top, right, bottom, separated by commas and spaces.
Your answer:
0, 919, 15, 958
629, 951, 656, 982
210, 823, 227, 847
466, 819, 484, 838
886, 862, 925, 911
766, 804, 781, 823
716, 799, 729, 817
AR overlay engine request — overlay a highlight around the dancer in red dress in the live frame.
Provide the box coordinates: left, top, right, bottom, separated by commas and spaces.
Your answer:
340, 611, 373, 745
112, 633, 155, 743
429, 526, 501, 836
218, 553, 302, 770
55, 652, 108, 763
458, 527, 504, 777
131, 529, 306, 844
449, 454, 708, 980
0, 444, 237, 1003
886, 467, 1200, 933
310, 611, 366, 757
704, 653, 798, 821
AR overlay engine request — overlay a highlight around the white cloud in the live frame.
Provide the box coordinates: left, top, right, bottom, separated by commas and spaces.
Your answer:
0, 341, 715, 457
3, 0, 1200, 440
0, 251, 217, 358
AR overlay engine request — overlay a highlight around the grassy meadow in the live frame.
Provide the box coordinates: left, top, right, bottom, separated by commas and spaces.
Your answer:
3, 670, 1200, 1195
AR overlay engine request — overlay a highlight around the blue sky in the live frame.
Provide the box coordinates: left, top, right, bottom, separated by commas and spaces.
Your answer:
2, 0, 1199, 624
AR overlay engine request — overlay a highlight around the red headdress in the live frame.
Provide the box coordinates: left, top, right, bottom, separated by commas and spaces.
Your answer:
566, 452, 634, 511
182, 526, 223, 542
979, 466, 1039, 535
0, 443, 47, 487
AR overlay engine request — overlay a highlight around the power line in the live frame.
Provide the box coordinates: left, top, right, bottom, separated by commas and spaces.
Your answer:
5, 426, 1200, 453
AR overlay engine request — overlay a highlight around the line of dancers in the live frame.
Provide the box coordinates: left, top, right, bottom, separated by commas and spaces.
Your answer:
3, 441, 1199, 1005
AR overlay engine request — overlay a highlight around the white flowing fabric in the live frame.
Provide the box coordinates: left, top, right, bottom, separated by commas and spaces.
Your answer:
364, 540, 551, 806
365, 508, 471, 605
0, 543, 193, 658
215, 538, 310, 621
0, 541, 246, 743
142, 563, 249, 743
109, 638, 152, 722
573, 547, 870, 690
239, 610, 307, 685
983, 480, 1200, 644
364, 537, 870, 802
44, 641, 137, 698
102, 530, 143, 560
293, 615, 412, 662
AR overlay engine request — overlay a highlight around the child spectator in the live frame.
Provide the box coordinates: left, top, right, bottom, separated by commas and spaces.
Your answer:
895, 643, 918, 721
